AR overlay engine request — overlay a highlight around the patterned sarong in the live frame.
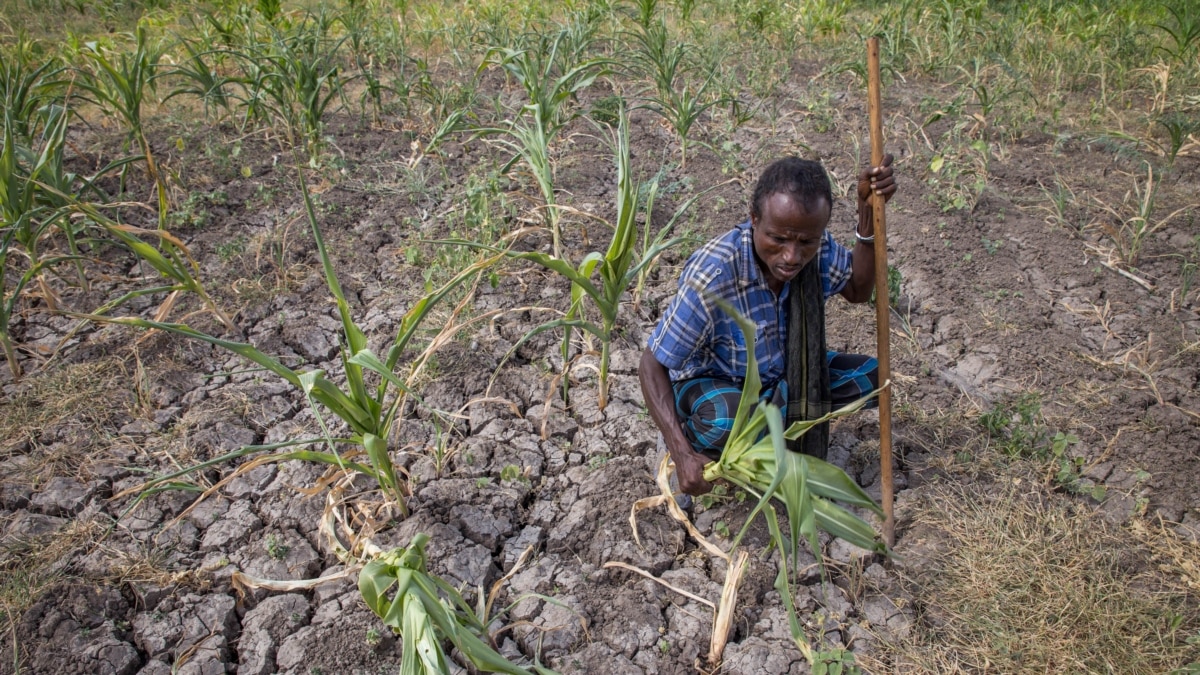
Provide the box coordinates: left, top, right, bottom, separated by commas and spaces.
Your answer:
672, 352, 878, 457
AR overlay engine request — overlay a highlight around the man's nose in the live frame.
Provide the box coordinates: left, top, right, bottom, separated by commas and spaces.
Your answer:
782, 243, 800, 263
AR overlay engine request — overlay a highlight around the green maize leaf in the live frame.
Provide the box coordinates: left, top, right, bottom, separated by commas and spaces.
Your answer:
431, 239, 605, 308
762, 493, 814, 662
421, 566, 489, 631
362, 534, 549, 675
812, 497, 886, 554
383, 568, 415, 628
296, 163, 371, 403
409, 582, 535, 675
81, 316, 375, 433
129, 437, 332, 493
729, 403, 790, 551
101, 224, 188, 283
782, 389, 880, 439
358, 559, 398, 616
345, 349, 435, 436
804, 455, 885, 517
781, 439, 822, 567
265, 450, 377, 477
497, 316, 606, 376
624, 235, 691, 287
767, 406, 822, 568
363, 432, 402, 506
346, 349, 412, 397
605, 106, 637, 274
401, 593, 445, 675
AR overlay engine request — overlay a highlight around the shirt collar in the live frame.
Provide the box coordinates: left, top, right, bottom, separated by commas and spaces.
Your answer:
736, 221, 760, 288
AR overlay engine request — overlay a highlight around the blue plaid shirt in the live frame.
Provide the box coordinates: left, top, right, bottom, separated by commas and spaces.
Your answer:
648, 221, 852, 387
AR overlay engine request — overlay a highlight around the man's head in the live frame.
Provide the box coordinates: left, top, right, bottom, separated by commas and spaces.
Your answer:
749, 158, 833, 291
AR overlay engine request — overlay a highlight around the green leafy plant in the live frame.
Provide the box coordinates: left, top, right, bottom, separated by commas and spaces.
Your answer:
1154, 112, 1200, 166
0, 46, 65, 143
359, 533, 555, 675
979, 391, 1050, 458
0, 105, 147, 380
476, 104, 560, 252
73, 25, 168, 226
102, 164, 502, 517
483, 28, 605, 138
695, 289, 885, 667
499, 463, 525, 483
364, 627, 382, 647
479, 26, 607, 257
229, 11, 348, 162
265, 533, 290, 560
452, 105, 707, 409
1092, 162, 1195, 269
163, 37, 235, 121
1153, 1, 1200, 63
629, 20, 724, 168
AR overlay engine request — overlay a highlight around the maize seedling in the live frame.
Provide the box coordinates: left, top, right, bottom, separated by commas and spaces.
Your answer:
359, 533, 560, 675
444, 103, 708, 409
102, 163, 502, 519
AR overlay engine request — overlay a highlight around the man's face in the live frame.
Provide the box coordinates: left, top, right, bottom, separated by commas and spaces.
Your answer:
751, 192, 831, 291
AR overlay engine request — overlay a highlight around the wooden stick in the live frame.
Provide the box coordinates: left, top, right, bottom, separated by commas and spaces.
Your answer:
867, 37, 895, 548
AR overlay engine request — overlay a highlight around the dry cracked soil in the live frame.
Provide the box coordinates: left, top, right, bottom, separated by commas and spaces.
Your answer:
1, 60, 1199, 675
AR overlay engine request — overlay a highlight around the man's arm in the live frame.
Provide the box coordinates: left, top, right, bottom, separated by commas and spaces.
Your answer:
841, 153, 896, 304
639, 348, 713, 495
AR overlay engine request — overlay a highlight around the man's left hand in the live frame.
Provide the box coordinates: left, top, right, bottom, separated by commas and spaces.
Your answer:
858, 153, 896, 204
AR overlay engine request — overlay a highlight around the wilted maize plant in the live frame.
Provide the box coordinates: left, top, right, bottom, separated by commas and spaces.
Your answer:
359, 533, 556, 675
696, 289, 886, 665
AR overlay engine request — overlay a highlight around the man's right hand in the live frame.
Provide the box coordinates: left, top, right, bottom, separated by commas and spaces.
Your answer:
670, 441, 714, 495
639, 347, 717, 496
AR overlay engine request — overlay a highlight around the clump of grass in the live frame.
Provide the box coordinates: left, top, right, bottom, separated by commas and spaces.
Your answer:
0, 519, 105, 650
867, 483, 1200, 673
0, 358, 124, 454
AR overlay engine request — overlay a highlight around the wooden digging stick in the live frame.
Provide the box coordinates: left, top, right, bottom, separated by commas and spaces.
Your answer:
867, 36, 895, 548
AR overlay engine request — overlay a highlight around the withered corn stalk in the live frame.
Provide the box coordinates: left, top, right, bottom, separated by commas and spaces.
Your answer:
695, 288, 887, 665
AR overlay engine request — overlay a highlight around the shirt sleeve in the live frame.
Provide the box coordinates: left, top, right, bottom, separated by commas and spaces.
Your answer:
821, 230, 853, 299
647, 265, 719, 371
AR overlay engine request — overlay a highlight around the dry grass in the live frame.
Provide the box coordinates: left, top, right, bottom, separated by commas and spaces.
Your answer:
0, 518, 106, 639
867, 482, 1200, 673
0, 357, 131, 488
0, 357, 125, 452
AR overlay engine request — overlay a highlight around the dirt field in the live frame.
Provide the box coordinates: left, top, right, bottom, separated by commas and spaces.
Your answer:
2, 2, 1199, 673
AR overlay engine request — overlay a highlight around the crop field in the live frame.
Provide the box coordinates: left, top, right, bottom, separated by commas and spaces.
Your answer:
1, 0, 1199, 672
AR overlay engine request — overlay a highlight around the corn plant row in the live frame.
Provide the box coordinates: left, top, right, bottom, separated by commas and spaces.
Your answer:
446, 103, 709, 409
105, 158, 503, 519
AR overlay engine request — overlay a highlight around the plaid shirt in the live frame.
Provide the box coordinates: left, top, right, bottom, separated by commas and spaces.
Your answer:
648, 221, 852, 387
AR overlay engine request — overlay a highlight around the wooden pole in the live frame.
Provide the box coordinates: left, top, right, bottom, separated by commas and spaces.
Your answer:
866, 37, 895, 548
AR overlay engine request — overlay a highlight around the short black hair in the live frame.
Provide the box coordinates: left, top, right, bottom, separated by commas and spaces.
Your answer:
750, 157, 833, 219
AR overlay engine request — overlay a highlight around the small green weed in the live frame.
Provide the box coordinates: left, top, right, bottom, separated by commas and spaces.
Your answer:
500, 464, 528, 484
216, 236, 247, 263
265, 533, 290, 560
979, 392, 1046, 458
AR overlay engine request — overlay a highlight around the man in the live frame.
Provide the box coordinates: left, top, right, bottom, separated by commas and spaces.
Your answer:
639, 155, 896, 496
